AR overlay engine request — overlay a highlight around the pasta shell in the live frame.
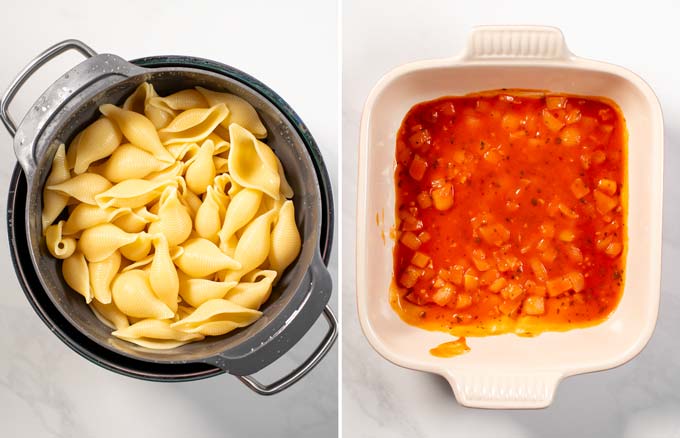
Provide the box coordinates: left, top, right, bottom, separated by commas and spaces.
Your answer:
112, 319, 203, 350
275, 155, 294, 199
97, 143, 171, 182
218, 188, 262, 243
175, 238, 241, 277
62, 251, 92, 303
122, 246, 183, 272
207, 133, 230, 154
218, 235, 239, 259
177, 178, 202, 218
123, 82, 158, 113
223, 210, 275, 282
45, 221, 77, 259
268, 200, 301, 278
213, 173, 239, 197
194, 186, 226, 242
213, 156, 228, 173
158, 104, 229, 145
228, 123, 280, 199
170, 298, 261, 336
151, 89, 208, 111
42, 144, 70, 231
184, 139, 216, 195
99, 104, 174, 163
95, 178, 178, 209
47, 173, 113, 205
119, 232, 153, 261
146, 186, 193, 246
178, 270, 237, 308
62, 204, 131, 235
112, 207, 158, 233
145, 100, 176, 130
72, 117, 123, 174
144, 161, 186, 183
78, 224, 139, 262
196, 87, 267, 138
167, 142, 199, 161
90, 299, 129, 330
88, 250, 121, 304
148, 235, 179, 313
224, 270, 277, 310
111, 270, 174, 319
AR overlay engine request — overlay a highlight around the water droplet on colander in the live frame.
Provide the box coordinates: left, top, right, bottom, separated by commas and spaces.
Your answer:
41, 106, 47, 112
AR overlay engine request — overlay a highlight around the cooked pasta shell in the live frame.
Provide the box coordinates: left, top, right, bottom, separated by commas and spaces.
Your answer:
213, 173, 240, 197
71, 117, 123, 174
123, 82, 158, 113
122, 246, 183, 271
88, 250, 121, 304
178, 270, 237, 308
78, 224, 139, 262
170, 298, 261, 336
223, 210, 275, 282
158, 104, 228, 145
47, 173, 113, 205
213, 156, 228, 173
112, 207, 158, 233
62, 251, 92, 303
148, 235, 179, 313
146, 186, 193, 246
45, 221, 77, 259
144, 161, 186, 183
112, 319, 203, 349
207, 133, 230, 154
99, 104, 174, 163
97, 143, 171, 182
218, 235, 239, 259
42, 144, 70, 231
151, 89, 208, 111
119, 232, 153, 261
228, 123, 280, 199
175, 238, 241, 277
167, 142, 199, 161
62, 204, 131, 235
177, 178, 202, 219
90, 299, 129, 330
194, 186, 226, 242
275, 155, 294, 199
268, 200, 301, 278
111, 270, 174, 319
224, 270, 277, 310
184, 139, 216, 195
95, 178, 178, 209
218, 188, 262, 243
145, 102, 176, 130
196, 87, 267, 138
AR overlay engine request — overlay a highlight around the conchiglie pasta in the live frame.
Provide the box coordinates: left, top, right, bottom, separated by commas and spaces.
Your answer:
42, 83, 302, 350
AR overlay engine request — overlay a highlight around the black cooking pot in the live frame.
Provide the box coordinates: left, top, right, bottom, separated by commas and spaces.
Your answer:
1, 40, 336, 394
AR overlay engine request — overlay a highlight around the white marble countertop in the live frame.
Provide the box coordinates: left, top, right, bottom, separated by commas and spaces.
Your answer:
342, 1, 680, 436
0, 1, 338, 437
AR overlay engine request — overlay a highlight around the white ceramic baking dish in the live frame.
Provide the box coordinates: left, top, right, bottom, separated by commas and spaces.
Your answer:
356, 25, 663, 409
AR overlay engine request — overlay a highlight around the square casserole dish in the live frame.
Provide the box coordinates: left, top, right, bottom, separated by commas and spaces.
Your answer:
356, 26, 663, 409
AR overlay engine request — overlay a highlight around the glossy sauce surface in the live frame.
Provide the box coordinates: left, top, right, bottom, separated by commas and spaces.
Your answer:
392, 91, 627, 337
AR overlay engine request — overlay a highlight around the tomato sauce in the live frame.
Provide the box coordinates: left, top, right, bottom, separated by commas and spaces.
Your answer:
392, 91, 627, 337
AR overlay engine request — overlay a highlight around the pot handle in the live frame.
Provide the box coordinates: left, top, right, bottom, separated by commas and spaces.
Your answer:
461, 25, 572, 61
238, 305, 337, 395
0, 39, 145, 175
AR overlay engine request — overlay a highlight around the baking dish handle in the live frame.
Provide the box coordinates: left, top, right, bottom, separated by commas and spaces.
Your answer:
0, 39, 145, 175
461, 25, 572, 61
445, 370, 563, 409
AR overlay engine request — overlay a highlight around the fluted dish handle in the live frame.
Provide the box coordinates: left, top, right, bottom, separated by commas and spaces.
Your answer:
445, 370, 564, 409
462, 26, 572, 61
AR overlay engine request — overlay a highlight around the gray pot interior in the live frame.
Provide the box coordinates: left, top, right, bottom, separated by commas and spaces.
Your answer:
25, 67, 323, 364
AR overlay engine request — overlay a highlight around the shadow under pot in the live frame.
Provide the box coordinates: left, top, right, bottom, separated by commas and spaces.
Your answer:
1, 40, 336, 394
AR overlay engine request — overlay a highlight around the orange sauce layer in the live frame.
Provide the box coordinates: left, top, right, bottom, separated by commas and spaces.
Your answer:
392, 91, 627, 337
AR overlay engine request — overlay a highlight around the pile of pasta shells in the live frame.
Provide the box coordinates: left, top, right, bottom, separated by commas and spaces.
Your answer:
42, 82, 301, 349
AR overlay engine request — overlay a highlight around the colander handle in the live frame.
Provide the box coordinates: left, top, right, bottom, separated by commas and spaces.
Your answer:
0, 39, 97, 136
238, 305, 337, 395
0, 39, 145, 175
